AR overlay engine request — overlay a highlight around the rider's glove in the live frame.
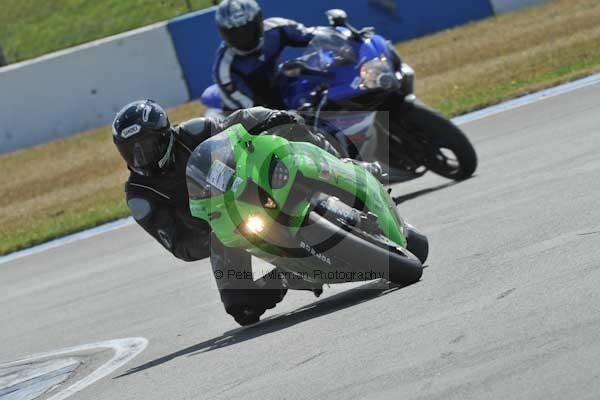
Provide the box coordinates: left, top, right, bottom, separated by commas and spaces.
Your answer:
249, 110, 305, 135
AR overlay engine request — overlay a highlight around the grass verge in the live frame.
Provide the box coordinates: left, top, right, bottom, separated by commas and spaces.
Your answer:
0, 102, 203, 255
0, 0, 213, 64
2, 0, 600, 255
400, 0, 600, 115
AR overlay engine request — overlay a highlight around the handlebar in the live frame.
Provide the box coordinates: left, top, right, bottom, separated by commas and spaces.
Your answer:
325, 8, 374, 41
280, 59, 333, 78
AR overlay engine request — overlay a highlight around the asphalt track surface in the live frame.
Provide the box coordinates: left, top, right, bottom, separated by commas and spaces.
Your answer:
2, 82, 600, 400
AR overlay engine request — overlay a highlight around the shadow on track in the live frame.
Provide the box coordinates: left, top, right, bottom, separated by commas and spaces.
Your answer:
115, 280, 409, 378
393, 182, 457, 205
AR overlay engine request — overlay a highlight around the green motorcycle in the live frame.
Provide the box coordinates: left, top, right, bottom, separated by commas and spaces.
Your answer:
186, 123, 428, 287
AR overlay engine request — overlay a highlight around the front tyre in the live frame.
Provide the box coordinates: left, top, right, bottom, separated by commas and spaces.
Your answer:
405, 224, 428, 264
391, 101, 478, 181
298, 211, 423, 286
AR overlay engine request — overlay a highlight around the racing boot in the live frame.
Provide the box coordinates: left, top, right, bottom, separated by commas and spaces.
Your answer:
226, 286, 288, 326
220, 276, 288, 326
211, 235, 287, 326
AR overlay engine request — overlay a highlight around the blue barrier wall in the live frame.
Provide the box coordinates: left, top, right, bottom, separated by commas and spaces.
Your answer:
167, 0, 494, 100
0, 0, 550, 153
167, 8, 220, 101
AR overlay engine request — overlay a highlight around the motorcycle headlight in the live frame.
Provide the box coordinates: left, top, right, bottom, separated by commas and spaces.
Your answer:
360, 57, 399, 90
243, 215, 265, 235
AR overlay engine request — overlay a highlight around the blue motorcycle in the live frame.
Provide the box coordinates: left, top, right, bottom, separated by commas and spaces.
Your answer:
202, 9, 477, 181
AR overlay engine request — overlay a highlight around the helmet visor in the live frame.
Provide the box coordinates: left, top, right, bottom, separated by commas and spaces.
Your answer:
118, 131, 171, 172
219, 13, 263, 52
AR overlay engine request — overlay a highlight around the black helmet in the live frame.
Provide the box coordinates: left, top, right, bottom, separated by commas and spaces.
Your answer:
215, 0, 264, 54
112, 100, 174, 176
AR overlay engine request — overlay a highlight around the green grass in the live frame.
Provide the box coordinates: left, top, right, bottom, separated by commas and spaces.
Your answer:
396, 0, 600, 116
5, 200, 130, 253
0, 0, 214, 64
433, 54, 600, 117
3, 0, 600, 255
0, 101, 203, 255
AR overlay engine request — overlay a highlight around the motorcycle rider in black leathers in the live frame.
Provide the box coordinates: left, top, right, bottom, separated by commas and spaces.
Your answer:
212, 0, 314, 110
113, 100, 379, 325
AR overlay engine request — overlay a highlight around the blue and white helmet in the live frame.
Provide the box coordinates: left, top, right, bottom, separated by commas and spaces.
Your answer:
215, 0, 264, 53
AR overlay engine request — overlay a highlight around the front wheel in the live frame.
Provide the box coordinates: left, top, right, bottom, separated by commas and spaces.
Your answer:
389, 101, 478, 181
405, 224, 428, 264
298, 211, 423, 286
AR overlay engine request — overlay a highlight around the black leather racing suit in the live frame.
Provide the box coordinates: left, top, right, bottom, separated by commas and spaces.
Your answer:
126, 117, 213, 262
126, 107, 340, 320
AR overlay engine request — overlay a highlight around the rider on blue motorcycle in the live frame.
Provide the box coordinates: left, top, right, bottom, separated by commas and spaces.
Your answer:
213, 0, 315, 110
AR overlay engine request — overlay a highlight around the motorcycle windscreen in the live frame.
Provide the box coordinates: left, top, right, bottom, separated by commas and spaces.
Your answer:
186, 131, 237, 200
302, 28, 357, 70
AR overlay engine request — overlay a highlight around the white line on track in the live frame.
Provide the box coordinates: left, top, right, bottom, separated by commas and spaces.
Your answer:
452, 72, 600, 125
0, 217, 134, 265
0, 337, 148, 400
1, 72, 599, 265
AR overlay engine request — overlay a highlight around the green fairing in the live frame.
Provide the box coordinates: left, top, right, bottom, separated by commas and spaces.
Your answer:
188, 124, 406, 255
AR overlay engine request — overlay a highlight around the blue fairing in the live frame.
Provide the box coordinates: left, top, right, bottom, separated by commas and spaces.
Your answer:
278, 30, 393, 109
201, 29, 395, 112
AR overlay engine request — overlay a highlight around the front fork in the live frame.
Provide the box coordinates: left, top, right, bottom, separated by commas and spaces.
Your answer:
375, 116, 426, 177
399, 63, 416, 99
375, 61, 429, 174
